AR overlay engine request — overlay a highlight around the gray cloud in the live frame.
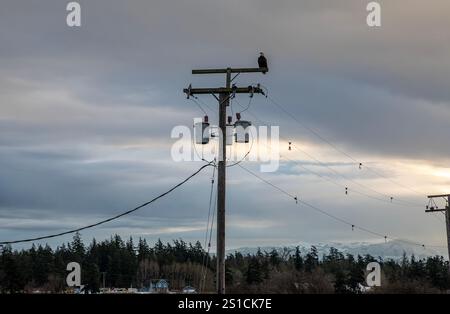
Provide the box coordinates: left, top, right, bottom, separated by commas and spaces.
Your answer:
1, 0, 449, 251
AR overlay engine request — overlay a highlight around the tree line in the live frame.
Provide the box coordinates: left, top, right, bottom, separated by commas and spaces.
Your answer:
0, 233, 449, 293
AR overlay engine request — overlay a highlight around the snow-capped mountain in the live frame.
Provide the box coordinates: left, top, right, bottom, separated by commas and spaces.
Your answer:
227, 240, 447, 261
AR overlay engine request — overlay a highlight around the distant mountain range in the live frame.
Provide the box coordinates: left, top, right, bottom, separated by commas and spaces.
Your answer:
227, 240, 448, 261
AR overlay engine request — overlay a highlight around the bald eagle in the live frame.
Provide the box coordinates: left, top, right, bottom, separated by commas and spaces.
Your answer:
258, 52, 268, 74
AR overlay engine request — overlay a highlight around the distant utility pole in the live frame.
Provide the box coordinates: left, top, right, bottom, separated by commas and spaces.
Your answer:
426, 194, 450, 265
102, 272, 106, 289
184, 66, 267, 294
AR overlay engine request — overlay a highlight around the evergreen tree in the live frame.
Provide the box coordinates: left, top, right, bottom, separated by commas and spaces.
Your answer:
70, 232, 85, 263
304, 246, 319, 272
1, 235, 449, 294
293, 246, 304, 271
269, 249, 281, 268
246, 256, 263, 285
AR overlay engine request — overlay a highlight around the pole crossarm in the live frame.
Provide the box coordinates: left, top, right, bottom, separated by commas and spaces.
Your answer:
425, 208, 447, 213
428, 194, 450, 199
426, 194, 449, 212
192, 67, 268, 75
184, 86, 264, 96
426, 193, 450, 268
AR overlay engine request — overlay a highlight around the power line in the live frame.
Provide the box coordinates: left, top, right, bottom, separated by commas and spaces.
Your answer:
280, 152, 409, 207
0, 162, 214, 245
190, 97, 208, 115
289, 142, 424, 208
194, 83, 443, 253
237, 163, 446, 249
264, 93, 425, 197
203, 166, 216, 251
200, 182, 218, 293
197, 93, 433, 244
235, 100, 424, 209
201, 185, 218, 293
279, 126, 422, 207
198, 92, 446, 247
200, 165, 216, 292
234, 96, 253, 114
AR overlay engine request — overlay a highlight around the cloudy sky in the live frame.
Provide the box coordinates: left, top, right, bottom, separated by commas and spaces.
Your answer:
1, 0, 450, 254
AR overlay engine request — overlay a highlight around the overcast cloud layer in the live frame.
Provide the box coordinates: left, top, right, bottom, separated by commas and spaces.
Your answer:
1, 1, 449, 255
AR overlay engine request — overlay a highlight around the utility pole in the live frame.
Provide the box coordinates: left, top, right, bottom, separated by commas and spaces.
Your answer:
426, 194, 450, 266
184, 66, 267, 294
101, 272, 106, 290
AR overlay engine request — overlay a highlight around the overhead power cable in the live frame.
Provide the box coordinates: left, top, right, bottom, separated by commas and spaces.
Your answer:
233, 98, 424, 209
189, 90, 443, 251
234, 96, 253, 114
190, 97, 208, 115
200, 178, 218, 293
0, 162, 213, 245
200, 166, 216, 292
288, 142, 423, 208
237, 163, 446, 250
264, 93, 424, 196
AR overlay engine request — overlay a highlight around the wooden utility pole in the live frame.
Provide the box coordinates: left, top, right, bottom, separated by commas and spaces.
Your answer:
426, 194, 450, 265
184, 66, 267, 294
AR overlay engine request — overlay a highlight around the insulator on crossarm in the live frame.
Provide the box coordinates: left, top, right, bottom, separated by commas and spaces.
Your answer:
186, 84, 192, 99
231, 84, 237, 98
248, 86, 254, 98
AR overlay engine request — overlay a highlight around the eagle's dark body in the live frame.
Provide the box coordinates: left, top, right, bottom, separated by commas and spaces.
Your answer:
258, 53, 268, 73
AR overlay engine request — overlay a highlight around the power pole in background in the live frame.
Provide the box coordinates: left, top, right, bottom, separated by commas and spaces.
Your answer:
184, 66, 267, 294
101, 271, 106, 289
426, 194, 450, 266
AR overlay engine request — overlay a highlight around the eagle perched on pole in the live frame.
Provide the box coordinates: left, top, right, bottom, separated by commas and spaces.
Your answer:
258, 52, 268, 74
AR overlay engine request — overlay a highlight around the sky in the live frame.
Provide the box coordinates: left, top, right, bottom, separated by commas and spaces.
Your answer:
1, 0, 450, 255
